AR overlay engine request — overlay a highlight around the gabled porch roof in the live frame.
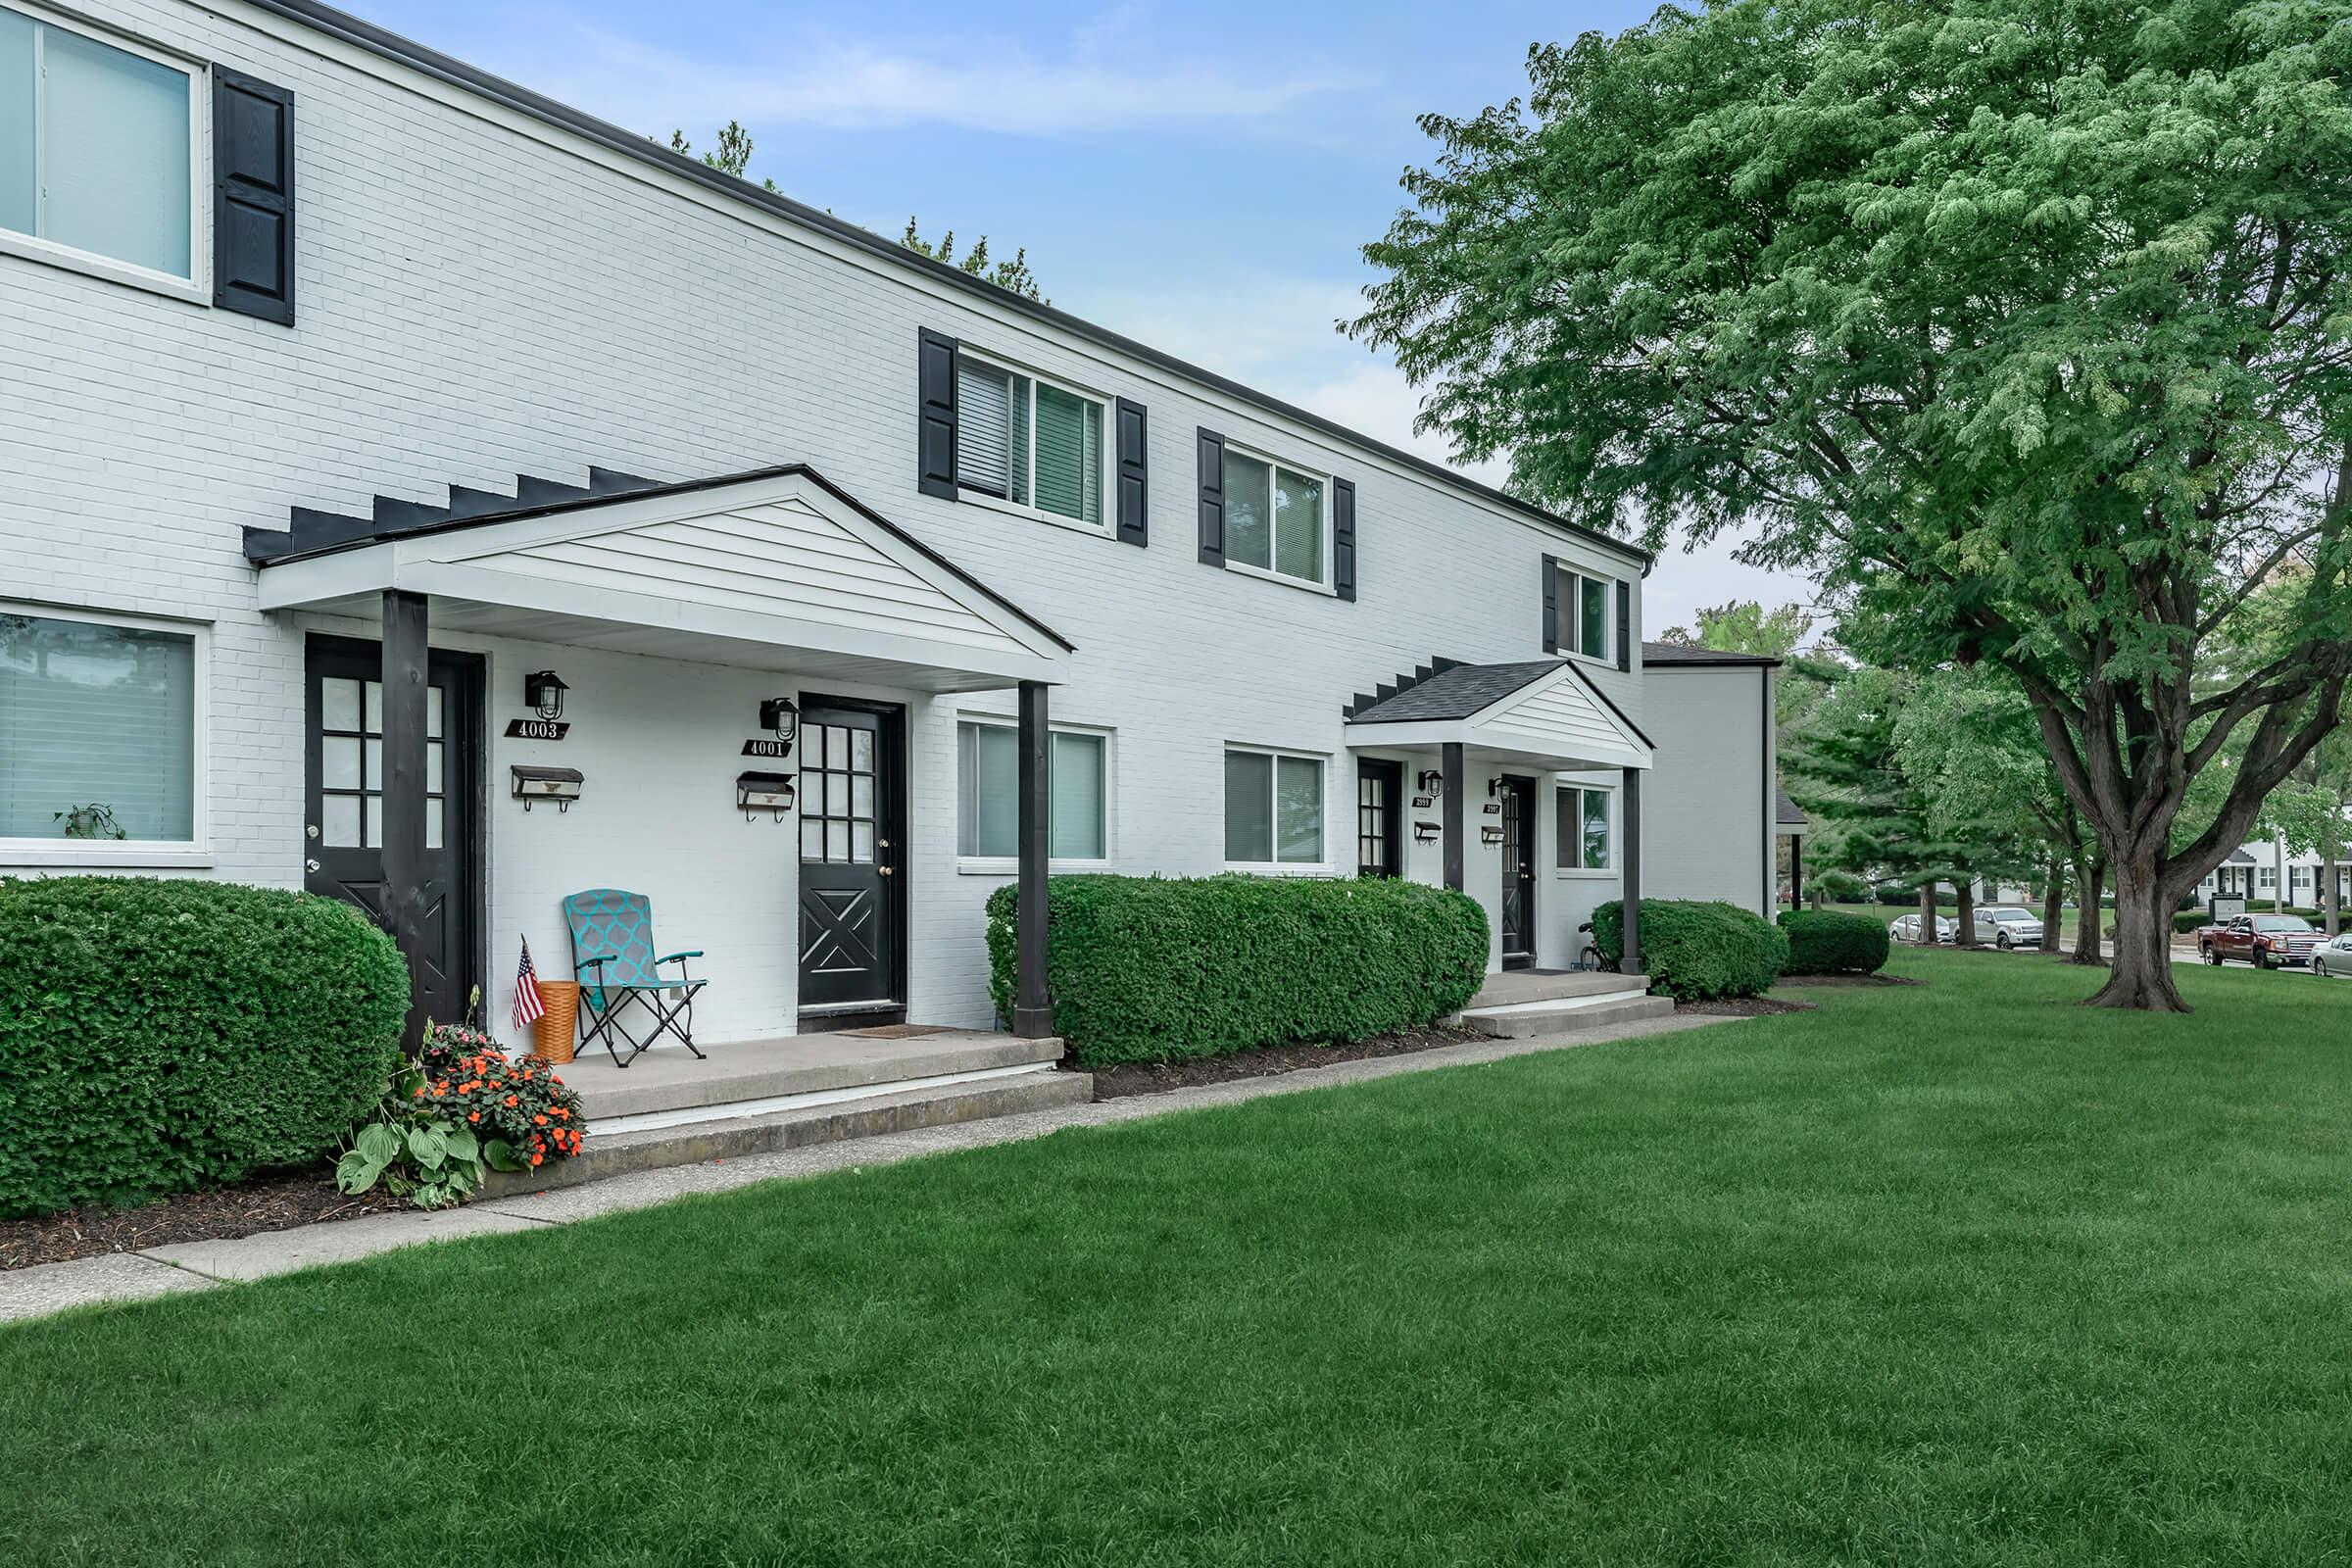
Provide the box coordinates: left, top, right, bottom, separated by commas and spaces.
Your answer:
250, 465, 1071, 691
1345, 658, 1653, 772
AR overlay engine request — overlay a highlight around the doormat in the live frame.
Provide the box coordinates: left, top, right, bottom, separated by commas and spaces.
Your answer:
840, 1023, 955, 1040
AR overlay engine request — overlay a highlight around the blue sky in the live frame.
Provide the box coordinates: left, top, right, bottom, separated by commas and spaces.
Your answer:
349, 0, 1814, 632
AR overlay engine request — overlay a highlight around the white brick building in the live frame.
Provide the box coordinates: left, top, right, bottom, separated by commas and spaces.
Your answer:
1, 0, 1781, 1050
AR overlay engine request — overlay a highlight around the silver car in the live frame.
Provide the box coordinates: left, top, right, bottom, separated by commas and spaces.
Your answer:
1889, 911, 1958, 944
1977, 906, 2046, 949
2314, 933, 2352, 979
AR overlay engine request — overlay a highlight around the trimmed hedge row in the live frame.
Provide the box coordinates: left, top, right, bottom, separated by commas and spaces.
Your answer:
1776, 909, 1890, 975
0, 876, 409, 1217
986, 874, 1489, 1067
1592, 898, 1788, 1001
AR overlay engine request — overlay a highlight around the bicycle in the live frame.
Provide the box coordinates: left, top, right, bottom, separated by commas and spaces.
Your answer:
1575, 919, 1619, 974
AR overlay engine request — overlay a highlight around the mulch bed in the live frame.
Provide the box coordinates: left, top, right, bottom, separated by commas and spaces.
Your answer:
2, 1167, 408, 1273
1775, 972, 1924, 988
1084, 1026, 1491, 1100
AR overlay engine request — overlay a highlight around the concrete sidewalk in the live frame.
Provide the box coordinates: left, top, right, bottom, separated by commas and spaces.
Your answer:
2, 1011, 1735, 1325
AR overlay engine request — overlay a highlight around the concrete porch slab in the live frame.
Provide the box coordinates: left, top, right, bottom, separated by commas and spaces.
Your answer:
558, 1029, 1064, 1123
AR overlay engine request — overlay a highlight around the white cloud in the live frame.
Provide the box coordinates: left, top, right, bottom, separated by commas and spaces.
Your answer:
496, 20, 1368, 138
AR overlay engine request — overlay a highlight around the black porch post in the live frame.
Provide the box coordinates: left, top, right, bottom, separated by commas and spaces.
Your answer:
1788, 833, 1803, 909
1621, 766, 1643, 974
1441, 742, 1465, 894
380, 589, 431, 1046
1013, 679, 1053, 1038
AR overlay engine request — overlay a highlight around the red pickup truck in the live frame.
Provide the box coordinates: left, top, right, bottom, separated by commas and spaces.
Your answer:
2197, 914, 2322, 969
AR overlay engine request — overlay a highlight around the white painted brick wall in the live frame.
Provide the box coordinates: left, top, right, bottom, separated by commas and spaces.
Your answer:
1640, 666, 1775, 918
0, 0, 1760, 1036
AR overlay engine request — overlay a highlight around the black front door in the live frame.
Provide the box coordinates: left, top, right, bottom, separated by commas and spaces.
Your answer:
1498, 773, 1537, 968
797, 697, 906, 1017
304, 636, 483, 1028
1357, 759, 1402, 878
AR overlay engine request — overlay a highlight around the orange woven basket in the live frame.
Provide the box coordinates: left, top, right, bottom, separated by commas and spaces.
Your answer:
533, 980, 580, 1064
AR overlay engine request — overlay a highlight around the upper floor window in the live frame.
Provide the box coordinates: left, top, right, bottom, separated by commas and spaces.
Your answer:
1554, 564, 1611, 662
956, 354, 1106, 531
1222, 444, 1327, 588
0, 5, 197, 281
1, 605, 202, 851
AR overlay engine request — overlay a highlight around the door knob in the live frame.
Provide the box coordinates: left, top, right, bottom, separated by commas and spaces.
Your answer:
877, 865, 895, 877
305, 858, 321, 873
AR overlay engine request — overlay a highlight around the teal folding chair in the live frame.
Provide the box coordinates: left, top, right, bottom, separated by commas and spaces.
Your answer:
561, 889, 707, 1068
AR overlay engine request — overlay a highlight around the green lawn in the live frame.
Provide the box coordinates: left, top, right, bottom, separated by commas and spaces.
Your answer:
8, 952, 2352, 1566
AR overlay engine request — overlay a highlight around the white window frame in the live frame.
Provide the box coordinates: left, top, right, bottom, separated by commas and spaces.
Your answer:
953, 347, 1114, 540
1554, 780, 1614, 877
0, 600, 212, 866
2259, 866, 2278, 890
1222, 742, 1332, 874
1218, 438, 1336, 595
1555, 564, 1616, 665
0, 1, 212, 306
953, 711, 1115, 873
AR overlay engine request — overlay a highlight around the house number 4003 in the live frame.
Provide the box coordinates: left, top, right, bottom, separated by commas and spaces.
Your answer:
505, 718, 570, 740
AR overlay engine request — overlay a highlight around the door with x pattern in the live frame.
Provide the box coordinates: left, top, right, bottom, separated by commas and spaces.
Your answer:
797, 699, 905, 1016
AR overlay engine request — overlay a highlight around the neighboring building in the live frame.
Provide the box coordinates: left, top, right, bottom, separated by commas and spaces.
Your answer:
2197, 841, 2351, 910
0, 0, 1780, 1043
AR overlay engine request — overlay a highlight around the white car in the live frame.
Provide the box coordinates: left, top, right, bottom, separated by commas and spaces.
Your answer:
1976, 906, 2045, 949
1889, 911, 1958, 944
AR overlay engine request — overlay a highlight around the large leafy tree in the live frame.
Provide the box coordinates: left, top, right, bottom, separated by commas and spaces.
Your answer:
1353, 0, 2352, 1008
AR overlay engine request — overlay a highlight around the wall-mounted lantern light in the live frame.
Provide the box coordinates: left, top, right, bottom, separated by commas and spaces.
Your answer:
1481, 824, 1505, 846
759, 697, 801, 751
737, 770, 797, 821
512, 763, 583, 813
524, 669, 568, 721
1412, 820, 1442, 844
1416, 768, 1445, 796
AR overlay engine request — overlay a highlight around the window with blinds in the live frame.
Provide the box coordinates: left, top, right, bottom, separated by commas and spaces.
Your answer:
956, 718, 1108, 862
0, 610, 198, 843
955, 353, 1104, 528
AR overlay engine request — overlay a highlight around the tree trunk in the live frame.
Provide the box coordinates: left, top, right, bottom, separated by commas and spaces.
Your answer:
1954, 875, 1979, 948
2326, 841, 2340, 938
2038, 857, 2064, 953
2087, 852, 2188, 1010
1810, 885, 1827, 910
1917, 881, 1940, 945
2070, 858, 2105, 965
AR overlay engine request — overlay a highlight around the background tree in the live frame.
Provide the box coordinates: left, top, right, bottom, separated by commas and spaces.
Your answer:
1656, 600, 1812, 659
663, 124, 1048, 301
1785, 663, 1962, 943
1352, 0, 2352, 1009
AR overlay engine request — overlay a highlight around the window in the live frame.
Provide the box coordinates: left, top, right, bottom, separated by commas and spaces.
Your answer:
1222, 445, 1327, 587
2259, 866, 2277, 890
1554, 565, 1612, 661
956, 719, 1108, 863
955, 354, 1105, 529
1225, 748, 1324, 866
1555, 784, 1612, 872
1, 607, 200, 849
316, 674, 446, 851
0, 6, 198, 281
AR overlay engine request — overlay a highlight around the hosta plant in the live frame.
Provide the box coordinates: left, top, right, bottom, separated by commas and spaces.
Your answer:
336, 1037, 586, 1208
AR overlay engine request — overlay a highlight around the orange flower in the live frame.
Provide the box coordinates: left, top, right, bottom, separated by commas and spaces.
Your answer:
534, 1114, 548, 1126
529, 1153, 543, 1166
468, 1111, 480, 1123
505, 1095, 518, 1107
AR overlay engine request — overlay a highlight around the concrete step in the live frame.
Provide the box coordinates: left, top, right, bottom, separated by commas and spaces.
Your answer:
1465, 970, 1647, 1009
565, 1031, 1064, 1123
1457, 992, 1677, 1039
482, 1068, 1095, 1197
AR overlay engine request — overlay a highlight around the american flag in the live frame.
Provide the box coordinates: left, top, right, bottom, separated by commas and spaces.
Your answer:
513, 936, 547, 1031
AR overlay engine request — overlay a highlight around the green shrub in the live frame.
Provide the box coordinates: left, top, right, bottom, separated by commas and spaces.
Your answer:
0, 876, 409, 1217
1806, 869, 1870, 905
1591, 899, 1788, 1001
1776, 909, 1890, 975
986, 874, 1489, 1066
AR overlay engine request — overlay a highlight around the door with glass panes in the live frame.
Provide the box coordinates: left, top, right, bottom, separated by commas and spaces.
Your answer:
796, 698, 906, 1017
303, 637, 482, 1026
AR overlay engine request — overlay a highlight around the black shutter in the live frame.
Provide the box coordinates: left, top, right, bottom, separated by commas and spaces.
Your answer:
1196, 428, 1225, 565
1333, 477, 1356, 601
1616, 579, 1633, 669
1541, 555, 1558, 653
1114, 397, 1149, 547
213, 70, 296, 325
917, 329, 959, 499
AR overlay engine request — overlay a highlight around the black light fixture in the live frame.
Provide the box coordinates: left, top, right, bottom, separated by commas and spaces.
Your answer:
759, 697, 801, 751
524, 669, 568, 721
1416, 768, 1445, 796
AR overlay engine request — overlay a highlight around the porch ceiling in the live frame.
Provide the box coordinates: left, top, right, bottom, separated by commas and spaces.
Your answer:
253, 466, 1071, 692
1345, 659, 1653, 772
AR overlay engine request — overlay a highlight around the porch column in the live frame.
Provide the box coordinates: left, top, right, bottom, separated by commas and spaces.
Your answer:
1014, 679, 1053, 1038
1441, 742, 1465, 893
380, 588, 431, 1046
1621, 765, 1643, 974
1788, 833, 1803, 909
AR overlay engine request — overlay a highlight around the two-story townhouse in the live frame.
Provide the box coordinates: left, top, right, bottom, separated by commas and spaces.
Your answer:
0, 0, 1780, 1053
